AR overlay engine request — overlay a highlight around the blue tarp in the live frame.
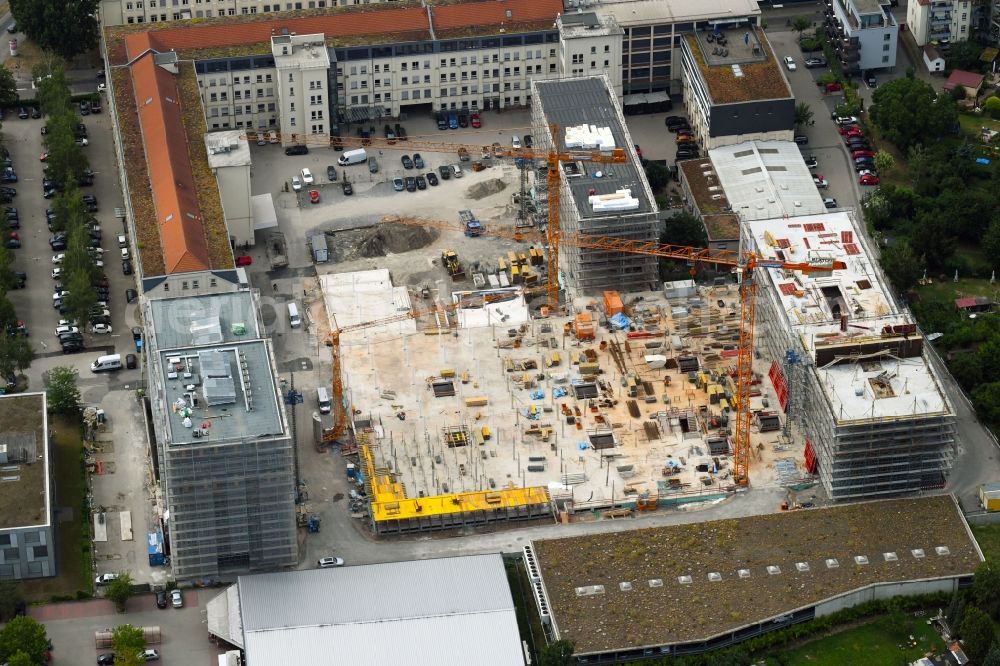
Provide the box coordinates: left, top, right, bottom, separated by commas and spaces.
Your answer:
530, 389, 545, 400
610, 312, 631, 330
553, 387, 568, 398
147, 532, 165, 566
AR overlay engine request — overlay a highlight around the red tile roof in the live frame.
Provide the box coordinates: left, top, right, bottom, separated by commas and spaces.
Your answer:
130, 46, 210, 274
431, 0, 562, 30
943, 69, 984, 91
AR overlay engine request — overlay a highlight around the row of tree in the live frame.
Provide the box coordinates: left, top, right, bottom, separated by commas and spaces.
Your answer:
9, 0, 100, 61
36, 64, 102, 329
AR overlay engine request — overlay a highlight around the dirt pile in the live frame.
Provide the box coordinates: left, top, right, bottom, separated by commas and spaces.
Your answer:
357, 223, 438, 258
466, 178, 507, 200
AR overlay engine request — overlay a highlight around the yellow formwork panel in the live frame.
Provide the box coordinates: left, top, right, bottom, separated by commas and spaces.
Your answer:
371, 486, 550, 522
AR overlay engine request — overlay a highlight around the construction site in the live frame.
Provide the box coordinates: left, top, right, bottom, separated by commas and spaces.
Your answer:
298, 77, 954, 538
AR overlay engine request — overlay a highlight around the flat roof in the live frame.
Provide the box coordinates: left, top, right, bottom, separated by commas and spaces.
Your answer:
0, 393, 49, 531
148, 292, 261, 350
581, 0, 759, 27
229, 554, 524, 666
684, 29, 792, 105
532, 77, 655, 222
320, 269, 417, 342
680, 157, 730, 215
558, 12, 622, 39
205, 131, 251, 169
709, 141, 826, 220
533, 495, 981, 655
271, 34, 332, 69
157, 340, 283, 445
703, 214, 740, 241
745, 212, 950, 422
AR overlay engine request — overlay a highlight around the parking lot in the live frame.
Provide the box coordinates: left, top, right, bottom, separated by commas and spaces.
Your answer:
3, 99, 163, 586
31, 590, 226, 666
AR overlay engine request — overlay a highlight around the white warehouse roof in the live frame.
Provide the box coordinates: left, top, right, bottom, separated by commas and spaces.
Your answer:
208, 553, 525, 666
709, 141, 826, 221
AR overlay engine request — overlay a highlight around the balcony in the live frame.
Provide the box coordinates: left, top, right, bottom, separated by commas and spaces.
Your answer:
929, 12, 952, 23
929, 27, 953, 39
841, 50, 861, 62
930, 0, 951, 7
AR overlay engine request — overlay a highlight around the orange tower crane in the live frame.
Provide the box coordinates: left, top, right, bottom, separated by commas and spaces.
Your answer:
372, 215, 845, 485
243, 127, 628, 306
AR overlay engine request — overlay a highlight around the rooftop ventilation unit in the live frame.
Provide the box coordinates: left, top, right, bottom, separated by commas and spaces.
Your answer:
648, 578, 664, 588
676, 576, 691, 585
531, 580, 551, 625
737, 569, 751, 579
766, 565, 781, 575
825, 558, 840, 568
912, 549, 926, 559
619, 581, 633, 591
575, 585, 605, 597
732, 64, 744, 77
935, 546, 950, 556
795, 562, 810, 572
854, 555, 869, 565
883, 552, 899, 562
708, 572, 722, 582
522, 545, 541, 583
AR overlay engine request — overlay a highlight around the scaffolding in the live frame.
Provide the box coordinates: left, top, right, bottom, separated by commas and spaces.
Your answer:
530, 77, 659, 296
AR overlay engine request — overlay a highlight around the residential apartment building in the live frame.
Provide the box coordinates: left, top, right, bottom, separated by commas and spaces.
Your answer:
0, 394, 55, 581
824, 0, 898, 74
573, 0, 761, 96
680, 29, 795, 150
907, 0, 973, 48
145, 289, 297, 578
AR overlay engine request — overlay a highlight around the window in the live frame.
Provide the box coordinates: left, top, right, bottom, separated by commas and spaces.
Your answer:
210, 278, 217, 287
401, 62, 408, 71
290, 117, 296, 126
882, 55, 889, 62
605, 45, 610, 53
182, 281, 189, 290
604, 60, 609, 67
401, 76, 408, 85
883, 44, 890, 51
884, 33, 891, 41
402, 90, 409, 100
961, 12, 967, 19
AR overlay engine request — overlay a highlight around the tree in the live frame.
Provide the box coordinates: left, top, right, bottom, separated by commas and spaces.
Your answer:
0, 68, 17, 108
537, 640, 575, 666
0, 331, 35, 380
946, 588, 967, 631
643, 161, 670, 192
794, 102, 814, 129
63, 266, 97, 330
984, 645, 1000, 666
32, 62, 71, 118
983, 218, 1000, 270
6, 652, 35, 666
791, 16, 811, 36
9, 0, 100, 61
879, 240, 924, 293
973, 382, 1000, 425
985, 96, 1000, 120
0, 580, 23, 620
870, 77, 959, 151
873, 150, 895, 175
662, 210, 707, 248
111, 624, 145, 666
959, 605, 997, 663
947, 39, 987, 73
106, 572, 135, 612
46, 366, 81, 414
0, 616, 49, 665
975, 561, 1000, 620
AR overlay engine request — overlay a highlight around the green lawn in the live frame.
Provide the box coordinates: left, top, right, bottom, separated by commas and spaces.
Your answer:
779, 613, 945, 666
912, 276, 1000, 309
958, 113, 1000, 138
972, 523, 1000, 563
18, 414, 92, 602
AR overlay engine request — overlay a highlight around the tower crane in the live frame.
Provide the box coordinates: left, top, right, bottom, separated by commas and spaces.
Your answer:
372, 214, 845, 485
244, 127, 628, 306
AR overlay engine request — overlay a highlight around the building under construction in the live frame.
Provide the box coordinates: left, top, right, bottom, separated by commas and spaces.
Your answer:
744, 211, 956, 500
530, 76, 659, 296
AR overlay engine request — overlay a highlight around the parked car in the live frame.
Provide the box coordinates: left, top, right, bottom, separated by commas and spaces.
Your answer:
393, 177, 405, 192
415, 175, 427, 190
318, 556, 345, 568
675, 149, 698, 160
155, 590, 168, 609
300, 167, 314, 185
342, 180, 353, 195
438, 165, 451, 180
383, 124, 397, 143
122, 260, 133, 275
859, 172, 880, 186
413, 153, 425, 169
793, 135, 809, 145
326, 165, 337, 181
458, 111, 469, 128
98, 654, 115, 665
309, 190, 320, 204
834, 115, 860, 126
284, 145, 308, 156
91, 323, 113, 335
470, 112, 481, 128
804, 57, 827, 68
450, 164, 464, 178
170, 590, 183, 608
394, 123, 407, 140
812, 174, 828, 189
524, 135, 534, 148
290, 175, 302, 192
126, 353, 138, 369
126, 288, 138, 304
426, 172, 439, 186
80, 100, 91, 115
865, 72, 877, 88
783, 56, 796, 71
851, 149, 875, 159
803, 156, 818, 169
95, 573, 118, 585
823, 197, 838, 209
511, 135, 522, 149
404, 176, 417, 192
139, 649, 160, 661
401, 154, 414, 169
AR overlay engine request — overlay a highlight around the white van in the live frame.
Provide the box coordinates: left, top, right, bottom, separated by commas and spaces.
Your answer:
287, 302, 301, 328
338, 148, 367, 166
91, 354, 122, 372
317, 387, 331, 414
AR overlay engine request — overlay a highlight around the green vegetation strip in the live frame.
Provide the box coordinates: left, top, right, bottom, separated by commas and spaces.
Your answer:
780, 612, 945, 666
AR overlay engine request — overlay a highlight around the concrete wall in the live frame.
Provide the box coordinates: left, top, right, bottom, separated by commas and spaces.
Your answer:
0, 525, 56, 580
815, 578, 960, 617
216, 164, 254, 248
